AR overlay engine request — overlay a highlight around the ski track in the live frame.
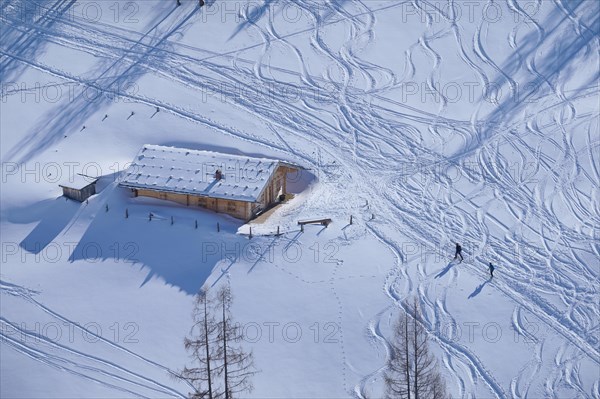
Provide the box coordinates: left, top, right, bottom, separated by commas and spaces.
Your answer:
2, 0, 599, 397
2, 334, 149, 399
0, 321, 184, 398
0, 279, 191, 396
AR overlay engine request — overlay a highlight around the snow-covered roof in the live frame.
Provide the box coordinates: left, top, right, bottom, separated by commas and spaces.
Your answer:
120, 144, 298, 202
59, 174, 97, 190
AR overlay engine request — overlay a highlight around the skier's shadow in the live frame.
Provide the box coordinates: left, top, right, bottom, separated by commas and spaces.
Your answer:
468, 278, 491, 299
435, 262, 455, 278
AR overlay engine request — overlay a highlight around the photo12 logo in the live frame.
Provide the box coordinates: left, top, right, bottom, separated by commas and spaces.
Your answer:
435, 321, 542, 344
2, 241, 140, 264
17, 1, 140, 24
1, 81, 139, 105
201, 240, 340, 265
1, 320, 140, 345
1, 161, 133, 184
399, 1, 540, 24
235, 321, 341, 344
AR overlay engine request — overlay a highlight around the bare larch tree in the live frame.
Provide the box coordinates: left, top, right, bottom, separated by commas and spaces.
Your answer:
174, 290, 220, 398
385, 297, 447, 399
175, 286, 257, 399
215, 285, 256, 399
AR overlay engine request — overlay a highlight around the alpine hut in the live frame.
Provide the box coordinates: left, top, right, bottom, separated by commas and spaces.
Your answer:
119, 144, 303, 221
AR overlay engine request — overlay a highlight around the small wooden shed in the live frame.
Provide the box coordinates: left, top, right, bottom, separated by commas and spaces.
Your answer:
59, 175, 97, 202
119, 144, 303, 221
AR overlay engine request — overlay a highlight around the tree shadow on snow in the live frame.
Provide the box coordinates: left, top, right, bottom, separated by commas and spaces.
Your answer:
4, 5, 198, 163
451, 1, 600, 158
1, 0, 76, 82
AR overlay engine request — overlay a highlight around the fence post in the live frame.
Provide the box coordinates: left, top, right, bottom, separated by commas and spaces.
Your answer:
125, 208, 128, 218
249, 227, 253, 239
195, 220, 198, 229
350, 215, 353, 225
217, 222, 220, 232
277, 226, 280, 236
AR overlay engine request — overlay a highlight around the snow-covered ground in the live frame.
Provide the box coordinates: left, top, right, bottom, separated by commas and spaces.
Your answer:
1, 0, 599, 397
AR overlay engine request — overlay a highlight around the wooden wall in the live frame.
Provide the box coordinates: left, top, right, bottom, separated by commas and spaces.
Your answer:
62, 184, 95, 202
136, 189, 252, 220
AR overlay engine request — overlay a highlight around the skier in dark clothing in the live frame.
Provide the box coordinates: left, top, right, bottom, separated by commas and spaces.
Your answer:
489, 262, 495, 278
454, 243, 463, 262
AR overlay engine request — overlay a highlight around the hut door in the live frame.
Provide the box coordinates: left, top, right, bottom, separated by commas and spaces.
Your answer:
274, 176, 283, 201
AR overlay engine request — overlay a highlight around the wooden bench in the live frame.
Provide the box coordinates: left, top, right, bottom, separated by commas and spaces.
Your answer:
298, 218, 332, 227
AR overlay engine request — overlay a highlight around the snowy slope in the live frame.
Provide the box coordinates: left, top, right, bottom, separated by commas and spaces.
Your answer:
1, 0, 599, 397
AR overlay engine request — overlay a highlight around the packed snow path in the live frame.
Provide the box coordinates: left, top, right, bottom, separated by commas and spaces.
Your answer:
1, 0, 599, 397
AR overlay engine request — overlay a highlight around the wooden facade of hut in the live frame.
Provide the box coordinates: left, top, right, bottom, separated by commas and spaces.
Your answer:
59, 175, 97, 202
119, 144, 302, 221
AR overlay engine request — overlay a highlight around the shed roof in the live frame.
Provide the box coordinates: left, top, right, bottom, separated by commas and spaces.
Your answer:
119, 144, 300, 202
59, 174, 97, 190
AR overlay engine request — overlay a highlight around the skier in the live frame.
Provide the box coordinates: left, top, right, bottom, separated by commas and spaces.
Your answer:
489, 262, 495, 278
454, 243, 463, 262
